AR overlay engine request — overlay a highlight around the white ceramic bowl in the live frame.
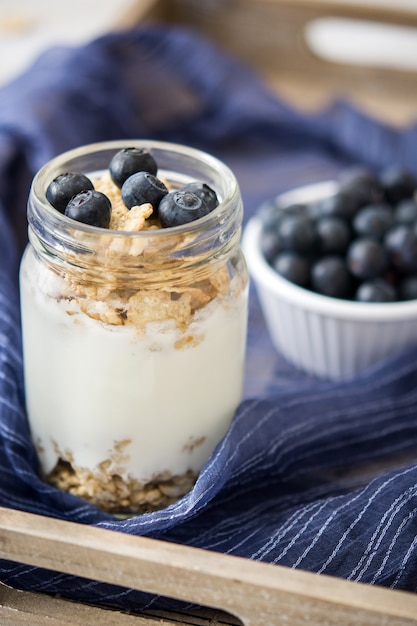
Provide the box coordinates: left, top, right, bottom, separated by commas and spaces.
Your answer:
242, 180, 417, 380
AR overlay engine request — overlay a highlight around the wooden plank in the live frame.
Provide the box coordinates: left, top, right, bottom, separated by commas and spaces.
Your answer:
0, 583, 240, 625
1, 507, 417, 625
0, 583, 166, 626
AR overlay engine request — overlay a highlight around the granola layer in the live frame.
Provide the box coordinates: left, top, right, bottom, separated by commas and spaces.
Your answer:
48, 458, 197, 514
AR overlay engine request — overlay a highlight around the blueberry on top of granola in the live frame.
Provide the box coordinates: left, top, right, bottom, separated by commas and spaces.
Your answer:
159, 190, 212, 227
121, 171, 168, 210
180, 182, 219, 212
109, 147, 158, 188
46, 172, 94, 214
65, 190, 112, 228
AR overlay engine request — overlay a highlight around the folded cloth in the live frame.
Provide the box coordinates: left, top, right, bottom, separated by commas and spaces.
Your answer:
1, 25, 417, 612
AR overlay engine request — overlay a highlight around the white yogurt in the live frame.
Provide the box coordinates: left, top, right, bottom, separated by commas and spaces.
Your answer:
20, 247, 247, 483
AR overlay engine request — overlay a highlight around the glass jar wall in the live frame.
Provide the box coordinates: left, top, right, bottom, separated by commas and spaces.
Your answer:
20, 140, 248, 514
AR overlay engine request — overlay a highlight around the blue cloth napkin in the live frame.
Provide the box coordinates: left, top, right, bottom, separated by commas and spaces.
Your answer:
2, 25, 417, 612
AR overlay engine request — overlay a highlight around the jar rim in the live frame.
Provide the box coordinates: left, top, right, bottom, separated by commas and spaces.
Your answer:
31, 139, 241, 239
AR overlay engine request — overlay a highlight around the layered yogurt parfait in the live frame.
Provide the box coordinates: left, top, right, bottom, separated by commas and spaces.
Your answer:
20, 140, 248, 514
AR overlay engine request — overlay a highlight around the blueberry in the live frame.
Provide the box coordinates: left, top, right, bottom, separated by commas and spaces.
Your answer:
311, 256, 353, 299
315, 216, 351, 254
398, 275, 417, 300
65, 190, 111, 228
46, 172, 94, 213
338, 166, 382, 207
109, 147, 157, 188
347, 238, 388, 280
272, 252, 310, 287
380, 167, 417, 205
355, 279, 396, 302
317, 191, 360, 221
277, 214, 316, 254
180, 182, 219, 212
385, 225, 417, 272
352, 203, 394, 240
158, 190, 212, 227
394, 198, 417, 225
121, 171, 168, 210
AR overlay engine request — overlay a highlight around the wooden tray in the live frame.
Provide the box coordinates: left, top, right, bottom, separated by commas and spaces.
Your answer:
1, 506, 417, 625
3, 2, 417, 624
142, 0, 417, 126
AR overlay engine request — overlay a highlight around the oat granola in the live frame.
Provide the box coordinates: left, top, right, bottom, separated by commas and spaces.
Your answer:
55, 172, 237, 334
48, 458, 197, 514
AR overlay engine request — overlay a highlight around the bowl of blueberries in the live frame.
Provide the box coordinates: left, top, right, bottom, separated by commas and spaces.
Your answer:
242, 166, 417, 380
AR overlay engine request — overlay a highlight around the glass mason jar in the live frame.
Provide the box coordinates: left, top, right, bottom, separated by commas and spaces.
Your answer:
19, 140, 248, 515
